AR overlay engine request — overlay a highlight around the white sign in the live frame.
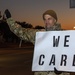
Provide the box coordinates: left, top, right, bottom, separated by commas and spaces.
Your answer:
32, 30, 75, 72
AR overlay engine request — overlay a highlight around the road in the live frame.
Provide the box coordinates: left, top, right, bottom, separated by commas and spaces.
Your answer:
0, 47, 75, 75
0, 47, 34, 75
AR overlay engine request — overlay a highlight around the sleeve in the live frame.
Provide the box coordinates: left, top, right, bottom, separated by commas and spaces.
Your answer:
6, 18, 39, 44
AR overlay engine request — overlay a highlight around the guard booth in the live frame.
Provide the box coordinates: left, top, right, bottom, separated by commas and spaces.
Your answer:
70, 0, 75, 8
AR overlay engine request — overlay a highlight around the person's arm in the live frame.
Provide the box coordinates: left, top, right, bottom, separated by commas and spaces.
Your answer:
4, 9, 39, 44
7, 18, 39, 44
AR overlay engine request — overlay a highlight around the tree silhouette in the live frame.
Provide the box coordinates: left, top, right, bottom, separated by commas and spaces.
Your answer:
34, 25, 45, 29
16, 21, 33, 28
0, 11, 2, 18
0, 21, 20, 43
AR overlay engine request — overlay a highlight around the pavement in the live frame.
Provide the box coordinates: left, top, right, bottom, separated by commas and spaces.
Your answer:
0, 47, 34, 75
0, 47, 75, 75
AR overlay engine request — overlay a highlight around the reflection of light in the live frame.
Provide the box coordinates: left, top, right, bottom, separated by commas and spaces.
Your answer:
73, 26, 75, 29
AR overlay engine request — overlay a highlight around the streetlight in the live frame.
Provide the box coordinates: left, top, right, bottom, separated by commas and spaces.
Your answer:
73, 26, 75, 29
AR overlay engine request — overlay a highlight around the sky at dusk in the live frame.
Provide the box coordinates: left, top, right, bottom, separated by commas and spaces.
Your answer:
0, 0, 75, 29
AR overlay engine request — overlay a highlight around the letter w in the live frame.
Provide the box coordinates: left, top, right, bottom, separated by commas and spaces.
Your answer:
53, 36, 60, 47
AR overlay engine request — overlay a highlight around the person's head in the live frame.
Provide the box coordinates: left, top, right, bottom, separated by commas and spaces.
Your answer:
43, 10, 58, 30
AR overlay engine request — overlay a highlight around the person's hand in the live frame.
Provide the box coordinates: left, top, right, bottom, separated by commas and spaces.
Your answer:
54, 67, 62, 74
4, 9, 11, 19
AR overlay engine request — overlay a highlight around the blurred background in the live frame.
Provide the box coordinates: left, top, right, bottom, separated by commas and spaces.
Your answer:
0, 0, 75, 75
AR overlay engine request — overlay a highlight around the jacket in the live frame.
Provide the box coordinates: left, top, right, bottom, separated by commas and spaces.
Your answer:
6, 18, 70, 75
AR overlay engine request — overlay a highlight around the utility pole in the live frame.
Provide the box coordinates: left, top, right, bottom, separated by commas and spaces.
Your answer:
19, 39, 22, 48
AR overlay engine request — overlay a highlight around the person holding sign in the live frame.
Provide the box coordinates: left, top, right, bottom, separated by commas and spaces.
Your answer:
3, 9, 70, 75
